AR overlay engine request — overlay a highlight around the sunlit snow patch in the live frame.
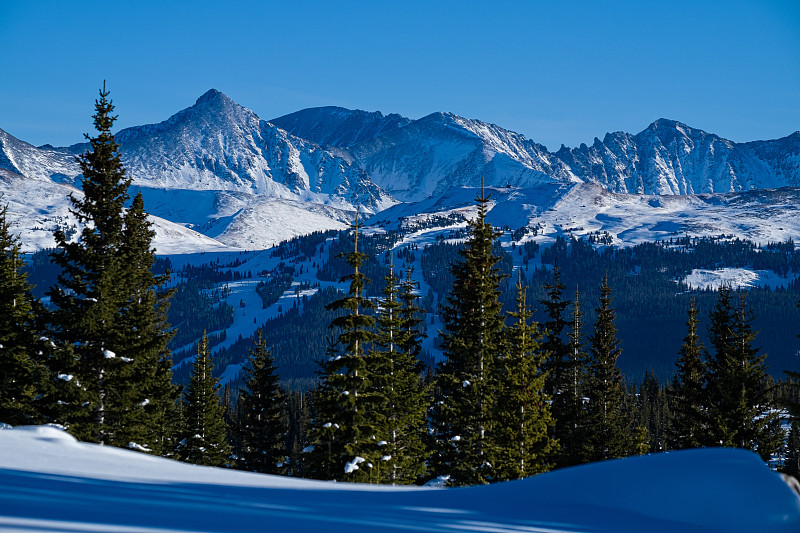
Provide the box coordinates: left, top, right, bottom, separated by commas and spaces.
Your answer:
683, 268, 797, 291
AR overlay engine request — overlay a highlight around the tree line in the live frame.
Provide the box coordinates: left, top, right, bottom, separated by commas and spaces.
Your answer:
0, 87, 798, 484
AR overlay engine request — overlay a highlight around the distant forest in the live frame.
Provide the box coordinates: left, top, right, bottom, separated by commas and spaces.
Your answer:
24, 231, 800, 389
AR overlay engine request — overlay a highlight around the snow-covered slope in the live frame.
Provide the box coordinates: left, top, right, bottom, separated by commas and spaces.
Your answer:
0, 425, 798, 532
0, 91, 398, 251
0, 170, 225, 253
348, 112, 577, 202
555, 119, 800, 195
270, 106, 412, 148
3, 93, 800, 253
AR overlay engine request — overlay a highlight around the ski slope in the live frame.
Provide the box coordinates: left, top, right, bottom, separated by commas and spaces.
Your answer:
0, 425, 798, 532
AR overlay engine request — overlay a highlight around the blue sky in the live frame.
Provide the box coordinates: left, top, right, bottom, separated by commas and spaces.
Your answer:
1, 0, 798, 151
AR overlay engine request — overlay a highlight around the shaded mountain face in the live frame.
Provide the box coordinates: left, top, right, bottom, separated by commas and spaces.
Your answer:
269, 106, 411, 148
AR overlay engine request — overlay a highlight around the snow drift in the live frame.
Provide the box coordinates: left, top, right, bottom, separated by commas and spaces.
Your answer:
0, 424, 798, 532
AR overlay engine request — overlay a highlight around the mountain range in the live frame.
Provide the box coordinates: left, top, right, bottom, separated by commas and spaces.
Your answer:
1, 88, 799, 252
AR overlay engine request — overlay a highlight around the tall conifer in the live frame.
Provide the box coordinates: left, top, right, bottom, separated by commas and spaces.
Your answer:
46, 86, 176, 450
236, 329, 287, 474
668, 299, 708, 450
371, 254, 429, 484
177, 332, 231, 466
0, 204, 47, 425
308, 213, 381, 482
583, 275, 631, 462
555, 288, 590, 467
430, 183, 505, 485
706, 289, 782, 459
493, 272, 556, 480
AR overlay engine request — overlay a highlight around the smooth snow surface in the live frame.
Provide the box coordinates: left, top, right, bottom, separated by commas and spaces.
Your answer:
1, 425, 798, 532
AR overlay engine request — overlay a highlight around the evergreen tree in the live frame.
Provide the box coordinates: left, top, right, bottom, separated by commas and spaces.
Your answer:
115, 192, 179, 453
236, 329, 287, 474
371, 254, 429, 484
177, 332, 231, 466
668, 299, 708, 450
430, 185, 506, 485
493, 272, 556, 480
46, 85, 176, 449
784, 420, 800, 479
583, 275, 631, 462
706, 289, 782, 459
540, 260, 569, 400
0, 203, 47, 425
47, 84, 133, 443
555, 288, 590, 467
307, 214, 381, 482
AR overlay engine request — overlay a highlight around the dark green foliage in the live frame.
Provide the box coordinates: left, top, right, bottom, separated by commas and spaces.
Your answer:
430, 188, 506, 485
284, 389, 311, 477
45, 86, 177, 450
177, 332, 231, 466
705, 289, 783, 459
236, 330, 287, 474
631, 371, 671, 453
583, 276, 632, 462
554, 288, 591, 468
668, 299, 708, 449
784, 420, 800, 478
370, 255, 429, 484
307, 215, 382, 482
493, 272, 556, 480
0, 204, 47, 425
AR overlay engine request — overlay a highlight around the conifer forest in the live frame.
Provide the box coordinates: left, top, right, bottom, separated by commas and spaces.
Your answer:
2, 87, 800, 486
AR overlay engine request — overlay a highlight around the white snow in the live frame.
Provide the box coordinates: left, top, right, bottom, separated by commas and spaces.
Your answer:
0, 424, 798, 532
684, 268, 798, 291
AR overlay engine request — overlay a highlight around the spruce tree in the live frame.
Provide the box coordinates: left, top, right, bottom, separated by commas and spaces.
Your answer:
116, 192, 179, 453
47, 84, 133, 443
706, 289, 782, 459
668, 298, 708, 450
236, 329, 287, 474
177, 332, 231, 467
307, 214, 381, 482
555, 288, 590, 467
493, 272, 556, 480
371, 254, 429, 484
430, 185, 505, 485
540, 260, 569, 400
0, 203, 47, 425
583, 275, 631, 462
46, 85, 176, 449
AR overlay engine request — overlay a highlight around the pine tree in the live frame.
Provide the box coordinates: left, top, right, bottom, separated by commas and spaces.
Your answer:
371, 254, 429, 484
47, 84, 133, 443
540, 260, 569, 400
706, 289, 782, 459
307, 213, 381, 482
583, 275, 631, 462
177, 332, 231, 466
236, 329, 287, 474
668, 298, 708, 450
784, 420, 800, 479
430, 184, 506, 485
493, 272, 556, 480
115, 192, 179, 453
0, 203, 47, 425
45, 85, 176, 449
555, 288, 590, 467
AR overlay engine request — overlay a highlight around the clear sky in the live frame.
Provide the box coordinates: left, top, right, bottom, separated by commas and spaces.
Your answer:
1, 0, 799, 151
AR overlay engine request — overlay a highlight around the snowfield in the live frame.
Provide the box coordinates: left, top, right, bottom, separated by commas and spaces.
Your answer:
0, 425, 798, 532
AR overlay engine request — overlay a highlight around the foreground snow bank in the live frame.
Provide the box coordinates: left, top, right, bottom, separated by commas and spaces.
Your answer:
0, 424, 798, 532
